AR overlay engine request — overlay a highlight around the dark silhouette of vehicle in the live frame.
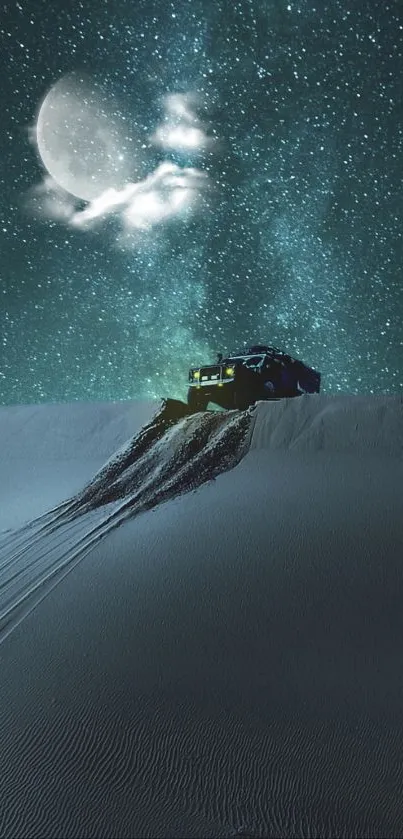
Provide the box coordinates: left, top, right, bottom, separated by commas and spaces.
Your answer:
187, 344, 321, 412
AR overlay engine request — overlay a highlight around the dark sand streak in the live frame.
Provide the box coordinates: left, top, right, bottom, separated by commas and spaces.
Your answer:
0, 400, 252, 644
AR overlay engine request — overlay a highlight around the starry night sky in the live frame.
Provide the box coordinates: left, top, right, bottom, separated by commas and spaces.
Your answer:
1, 0, 403, 405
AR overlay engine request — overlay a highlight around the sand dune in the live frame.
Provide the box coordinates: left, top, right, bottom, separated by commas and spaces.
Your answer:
249, 393, 403, 454
0, 399, 251, 645
0, 395, 403, 838
0, 398, 158, 530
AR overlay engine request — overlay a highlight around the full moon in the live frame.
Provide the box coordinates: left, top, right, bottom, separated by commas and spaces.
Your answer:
35, 73, 137, 201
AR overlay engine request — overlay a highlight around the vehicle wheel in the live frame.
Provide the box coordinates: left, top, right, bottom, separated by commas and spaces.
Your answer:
263, 380, 276, 398
233, 389, 251, 411
187, 387, 208, 412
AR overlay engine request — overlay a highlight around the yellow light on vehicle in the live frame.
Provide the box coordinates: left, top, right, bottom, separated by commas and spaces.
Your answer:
193, 370, 200, 379
225, 367, 235, 376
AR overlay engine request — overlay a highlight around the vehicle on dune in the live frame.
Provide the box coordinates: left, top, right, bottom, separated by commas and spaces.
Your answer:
187, 344, 321, 412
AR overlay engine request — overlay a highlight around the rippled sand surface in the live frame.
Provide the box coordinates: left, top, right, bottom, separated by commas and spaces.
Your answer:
1, 395, 402, 838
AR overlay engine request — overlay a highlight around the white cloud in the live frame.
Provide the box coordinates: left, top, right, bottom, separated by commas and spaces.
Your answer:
70, 162, 208, 231
25, 176, 77, 221
153, 124, 209, 151
151, 92, 213, 152
165, 93, 196, 121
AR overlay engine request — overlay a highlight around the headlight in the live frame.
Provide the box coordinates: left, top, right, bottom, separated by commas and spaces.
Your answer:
193, 370, 200, 379
225, 367, 235, 376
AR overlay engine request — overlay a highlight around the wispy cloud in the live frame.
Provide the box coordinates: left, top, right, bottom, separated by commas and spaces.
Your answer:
26, 176, 78, 221
151, 93, 213, 152
70, 162, 208, 231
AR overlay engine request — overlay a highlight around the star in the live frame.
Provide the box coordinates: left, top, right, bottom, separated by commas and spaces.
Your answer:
1, 0, 402, 404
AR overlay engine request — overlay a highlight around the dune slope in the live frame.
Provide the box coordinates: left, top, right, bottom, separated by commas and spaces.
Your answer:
0, 394, 402, 838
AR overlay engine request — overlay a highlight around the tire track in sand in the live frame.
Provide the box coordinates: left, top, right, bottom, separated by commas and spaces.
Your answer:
0, 400, 253, 644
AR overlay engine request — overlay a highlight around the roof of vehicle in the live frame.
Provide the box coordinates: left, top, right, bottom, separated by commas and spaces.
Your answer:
224, 345, 296, 363
189, 345, 302, 371
228, 344, 280, 356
